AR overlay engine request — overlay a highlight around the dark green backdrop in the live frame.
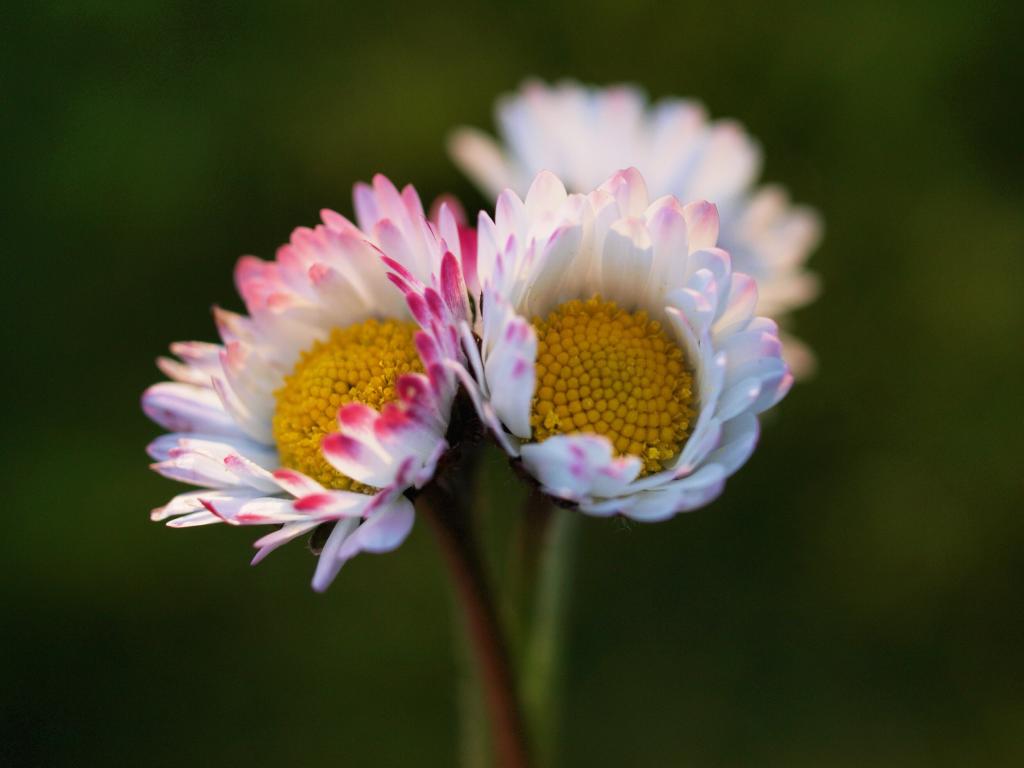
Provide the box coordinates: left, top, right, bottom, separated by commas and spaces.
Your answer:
4, 1, 1022, 765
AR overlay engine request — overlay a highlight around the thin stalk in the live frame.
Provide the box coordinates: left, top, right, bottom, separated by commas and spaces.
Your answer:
504, 488, 554, 653
520, 504, 579, 768
453, 610, 490, 768
419, 482, 533, 768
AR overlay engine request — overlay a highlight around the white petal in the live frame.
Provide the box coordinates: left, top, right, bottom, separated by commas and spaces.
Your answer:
713, 272, 759, 338
704, 412, 760, 475
484, 311, 536, 440
252, 521, 320, 564
448, 127, 516, 199
521, 434, 641, 503
599, 218, 653, 308
338, 497, 416, 559
142, 382, 239, 436
311, 518, 360, 592
682, 201, 720, 251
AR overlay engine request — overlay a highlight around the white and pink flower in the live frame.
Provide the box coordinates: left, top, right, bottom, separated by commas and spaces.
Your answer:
143, 176, 469, 590
392, 168, 791, 522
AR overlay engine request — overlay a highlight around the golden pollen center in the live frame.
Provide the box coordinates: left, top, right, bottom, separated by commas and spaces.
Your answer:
272, 318, 423, 491
530, 296, 696, 475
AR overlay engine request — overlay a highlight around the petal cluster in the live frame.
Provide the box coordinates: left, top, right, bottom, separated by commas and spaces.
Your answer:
449, 79, 821, 375
143, 177, 459, 590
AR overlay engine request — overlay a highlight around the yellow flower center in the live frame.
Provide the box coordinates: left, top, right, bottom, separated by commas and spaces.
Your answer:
272, 318, 423, 490
530, 296, 696, 475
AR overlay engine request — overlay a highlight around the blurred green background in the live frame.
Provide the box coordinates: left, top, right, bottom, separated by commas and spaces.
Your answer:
4, 1, 1023, 765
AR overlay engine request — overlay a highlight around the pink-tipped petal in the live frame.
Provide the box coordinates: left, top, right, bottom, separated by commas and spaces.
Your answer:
683, 201, 720, 251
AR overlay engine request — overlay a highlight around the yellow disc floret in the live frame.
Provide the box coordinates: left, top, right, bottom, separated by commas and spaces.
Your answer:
530, 296, 696, 475
272, 318, 423, 491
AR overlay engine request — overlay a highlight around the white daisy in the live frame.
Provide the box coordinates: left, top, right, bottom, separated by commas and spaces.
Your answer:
449, 79, 821, 375
392, 169, 791, 521
143, 175, 469, 590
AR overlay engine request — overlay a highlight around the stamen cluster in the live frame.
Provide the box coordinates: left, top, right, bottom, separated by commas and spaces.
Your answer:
273, 318, 423, 490
530, 296, 696, 474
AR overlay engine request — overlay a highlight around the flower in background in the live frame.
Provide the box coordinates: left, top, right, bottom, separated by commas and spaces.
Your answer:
392, 168, 791, 521
449, 79, 821, 375
143, 176, 469, 590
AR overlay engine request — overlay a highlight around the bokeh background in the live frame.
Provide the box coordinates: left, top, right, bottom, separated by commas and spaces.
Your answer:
4, 1, 1023, 765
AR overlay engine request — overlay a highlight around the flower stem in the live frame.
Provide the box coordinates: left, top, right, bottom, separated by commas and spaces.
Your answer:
418, 481, 533, 768
520, 499, 578, 768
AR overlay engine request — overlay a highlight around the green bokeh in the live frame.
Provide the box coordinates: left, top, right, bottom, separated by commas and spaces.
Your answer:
4, 1, 1022, 765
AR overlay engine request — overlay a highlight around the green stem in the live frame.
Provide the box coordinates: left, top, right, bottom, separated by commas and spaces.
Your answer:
453, 612, 490, 768
520, 501, 579, 768
504, 488, 552, 653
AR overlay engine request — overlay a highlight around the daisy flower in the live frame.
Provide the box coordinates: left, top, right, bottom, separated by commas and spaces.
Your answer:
143, 176, 469, 590
449, 79, 821, 375
393, 169, 791, 521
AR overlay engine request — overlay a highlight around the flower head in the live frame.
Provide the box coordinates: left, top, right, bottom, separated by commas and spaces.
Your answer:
143, 176, 469, 590
397, 169, 791, 521
449, 79, 821, 375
